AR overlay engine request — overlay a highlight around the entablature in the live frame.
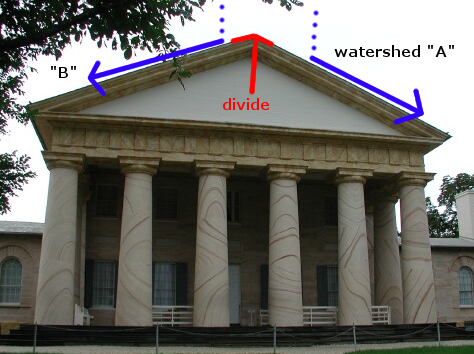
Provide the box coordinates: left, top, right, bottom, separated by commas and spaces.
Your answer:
37, 112, 440, 176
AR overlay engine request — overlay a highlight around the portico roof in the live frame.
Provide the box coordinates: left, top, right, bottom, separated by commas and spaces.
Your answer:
30, 41, 450, 152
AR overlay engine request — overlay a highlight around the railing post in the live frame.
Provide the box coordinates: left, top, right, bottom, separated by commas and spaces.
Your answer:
33, 322, 37, 354
437, 321, 441, 347
273, 325, 277, 354
352, 324, 357, 352
155, 324, 159, 354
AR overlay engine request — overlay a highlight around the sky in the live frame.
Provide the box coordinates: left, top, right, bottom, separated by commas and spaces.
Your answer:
0, 0, 473, 223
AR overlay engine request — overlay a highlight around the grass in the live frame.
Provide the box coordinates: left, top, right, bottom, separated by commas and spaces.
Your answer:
347, 346, 474, 353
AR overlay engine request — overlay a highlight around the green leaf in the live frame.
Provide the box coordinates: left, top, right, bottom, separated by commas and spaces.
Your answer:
124, 47, 132, 60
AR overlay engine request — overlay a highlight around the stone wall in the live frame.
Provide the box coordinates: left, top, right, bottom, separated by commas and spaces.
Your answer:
432, 249, 474, 323
0, 235, 41, 323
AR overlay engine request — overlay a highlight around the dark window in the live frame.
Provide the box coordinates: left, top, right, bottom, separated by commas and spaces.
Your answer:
152, 262, 187, 306
324, 196, 338, 226
227, 190, 240, 222
317, 265, 338, 306
0, 258, 22, 304
92, 261, 116, 308
156, 188, 178, 220
261, 264, 269, 310
153, 263, 176, 306
96, 185, 119, 217
459, 267, 473, 306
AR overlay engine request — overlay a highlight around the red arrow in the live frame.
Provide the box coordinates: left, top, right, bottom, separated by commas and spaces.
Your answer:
231, 34, 274, 95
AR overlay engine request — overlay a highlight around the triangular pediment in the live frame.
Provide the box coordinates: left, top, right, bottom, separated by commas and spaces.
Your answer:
80, 58, 402, 136
31, 41, 449, 150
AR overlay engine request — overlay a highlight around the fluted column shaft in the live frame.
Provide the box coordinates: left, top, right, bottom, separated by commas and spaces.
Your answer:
35, 153, 84, 325
115, 158, 158, 326
267, 166, 305, 327
374, 198, 403, 324
399, 173, 437, 324
336, 169, 373, 326
193, 162, 234, 327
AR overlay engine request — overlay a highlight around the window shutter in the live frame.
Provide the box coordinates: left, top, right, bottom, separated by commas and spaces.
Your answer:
176, 262, 188, 306
317, 266, 328, 306
84, 259, 94, 308
152, 261, 157, 306
114, 260, 119, 307
261, 264, 269, 310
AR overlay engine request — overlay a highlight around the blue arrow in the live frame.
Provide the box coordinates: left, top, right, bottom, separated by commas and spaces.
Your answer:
309, 55, 424, 125
89, 38, 225, 96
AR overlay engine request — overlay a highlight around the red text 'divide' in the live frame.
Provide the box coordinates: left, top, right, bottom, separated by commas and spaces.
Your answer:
223, 98, 269, 111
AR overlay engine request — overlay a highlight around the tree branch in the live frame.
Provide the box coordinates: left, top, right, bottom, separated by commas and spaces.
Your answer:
0, 5, 107, 53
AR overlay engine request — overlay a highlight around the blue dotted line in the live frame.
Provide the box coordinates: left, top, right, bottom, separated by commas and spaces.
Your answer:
312, 10, 318, 51
219, 4, 225, 35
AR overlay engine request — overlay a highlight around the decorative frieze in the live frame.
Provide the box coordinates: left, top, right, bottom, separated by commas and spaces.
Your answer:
85, 130, 109, 148
280, 142, 304, 160
185, 136, 209, 153
234, 139, 258, 157
389, 149, 410, 166
134, 133, 147, 151
368, 148, 389, 164
110, 131, 134, 150
326, 145, 347, 162
210, 137, 234, 155
409, 151, 424, 167
71, 129, 86, 146
347, 146, 369, 163
51, 127, 427, 174
257, 140, 280, 158
160, 135, 185, 152
303, 143, 325, 161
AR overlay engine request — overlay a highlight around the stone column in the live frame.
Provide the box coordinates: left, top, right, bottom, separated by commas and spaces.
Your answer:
374, 195, 403, 324
267, 165, 306, 327
77, 175, 91, 307
366, 206, 375, 305
35, 152, 84, 325
193, 161, 235, 327
335, 168, 373, 326
399, 172, 437, 324
115, 157, 159, 326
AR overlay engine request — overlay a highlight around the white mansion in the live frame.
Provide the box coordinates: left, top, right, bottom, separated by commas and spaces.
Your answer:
1, 41, 474, 329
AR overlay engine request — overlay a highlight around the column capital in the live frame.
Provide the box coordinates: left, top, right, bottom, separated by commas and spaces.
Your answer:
194, 160, 235, 178
266, 164, 307, 182
375, 193, 399, 204
42, 151, 85, 172
367, 188, 399, 204
119, 157, 159, 175
398, 172, 435, 187
334, 168, 373, 185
